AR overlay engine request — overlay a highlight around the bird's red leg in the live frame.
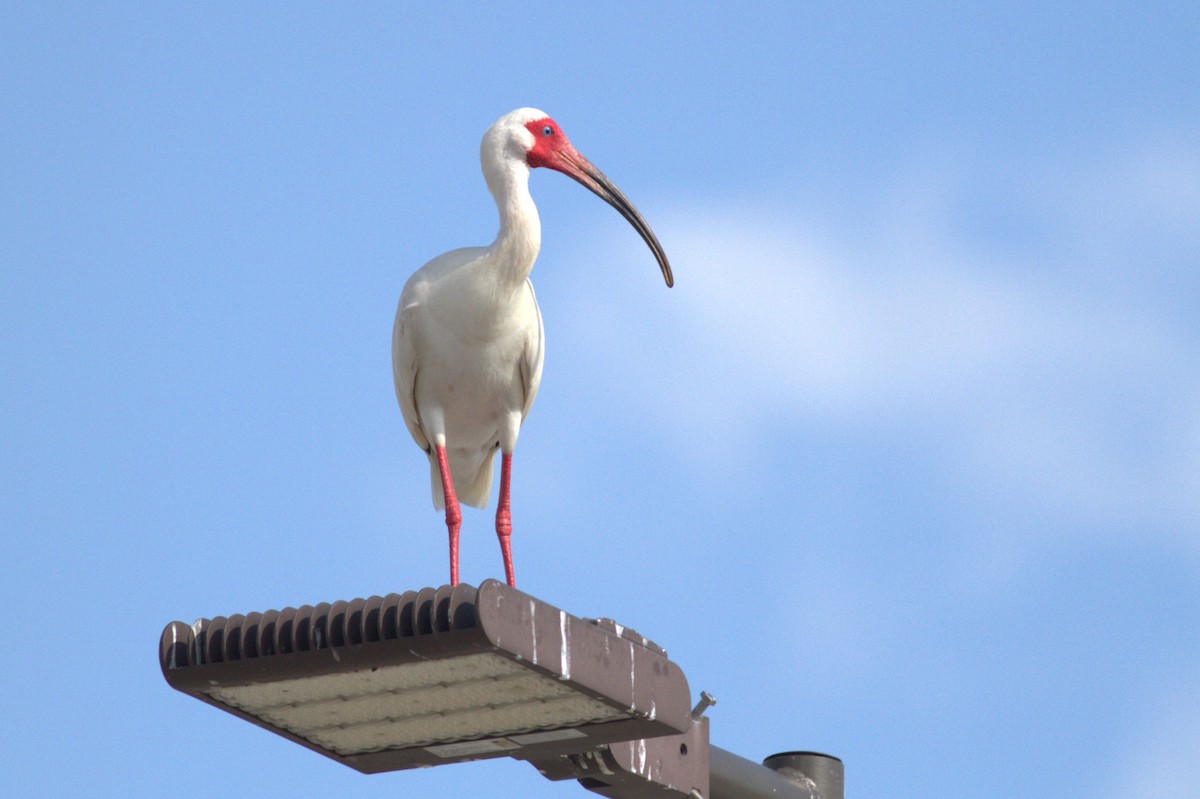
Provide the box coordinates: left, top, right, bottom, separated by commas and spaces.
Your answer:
495, 452, 516, 587
434, 445, 462, 586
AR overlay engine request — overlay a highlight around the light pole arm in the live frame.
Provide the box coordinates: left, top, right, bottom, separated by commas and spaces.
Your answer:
711, 747, 829, 799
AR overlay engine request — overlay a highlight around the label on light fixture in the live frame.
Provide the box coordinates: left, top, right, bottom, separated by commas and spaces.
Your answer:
510, 728, 588, 746
424, 738, 521, 758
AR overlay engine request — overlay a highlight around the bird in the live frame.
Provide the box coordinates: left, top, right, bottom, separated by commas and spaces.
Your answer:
392, 107, 673, 588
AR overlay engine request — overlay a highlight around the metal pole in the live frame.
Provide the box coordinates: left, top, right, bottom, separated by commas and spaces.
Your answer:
710, 747, 821, 799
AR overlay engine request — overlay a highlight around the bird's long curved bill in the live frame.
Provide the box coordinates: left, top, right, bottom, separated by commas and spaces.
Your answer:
554, 149, 674, 288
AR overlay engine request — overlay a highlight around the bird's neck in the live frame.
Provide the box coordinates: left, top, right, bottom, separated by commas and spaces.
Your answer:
486, 159, 542, 285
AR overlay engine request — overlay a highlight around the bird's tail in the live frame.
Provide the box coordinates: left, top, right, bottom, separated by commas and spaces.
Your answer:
429, 447, 495, 511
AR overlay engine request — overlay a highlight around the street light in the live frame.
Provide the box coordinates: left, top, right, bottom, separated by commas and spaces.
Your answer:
160, 580, 841, 799
160, 580, 692, 772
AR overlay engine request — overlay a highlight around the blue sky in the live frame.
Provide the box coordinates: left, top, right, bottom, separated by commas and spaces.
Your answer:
3, 3, 1198, 797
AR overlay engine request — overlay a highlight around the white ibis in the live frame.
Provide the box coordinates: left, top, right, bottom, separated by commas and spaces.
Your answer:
392, 107, 673, 587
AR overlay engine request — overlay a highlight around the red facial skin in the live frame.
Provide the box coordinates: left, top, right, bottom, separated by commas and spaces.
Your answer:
524, 117, 573, 169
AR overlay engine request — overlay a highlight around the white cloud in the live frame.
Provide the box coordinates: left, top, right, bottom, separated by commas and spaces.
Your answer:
1043, 134, 1200, 251
1110, 676, 1200, 798
550, 140, 1200, 553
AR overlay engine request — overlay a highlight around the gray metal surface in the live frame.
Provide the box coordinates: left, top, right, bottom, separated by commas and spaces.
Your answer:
525, 717, 709, 799
710, 746, 823, 799
764, 752, 844, 799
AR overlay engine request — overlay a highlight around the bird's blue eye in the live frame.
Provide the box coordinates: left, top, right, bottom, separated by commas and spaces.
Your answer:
542, 125, 553, 136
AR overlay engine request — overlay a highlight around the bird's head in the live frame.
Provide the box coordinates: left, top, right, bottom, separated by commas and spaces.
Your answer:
483, 108, 673, 288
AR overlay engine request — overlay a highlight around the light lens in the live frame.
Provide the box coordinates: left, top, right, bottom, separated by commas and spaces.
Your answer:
206, 652, 624, 756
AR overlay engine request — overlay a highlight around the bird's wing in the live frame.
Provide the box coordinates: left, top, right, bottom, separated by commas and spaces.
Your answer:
392, 293, 430, 453
518, 278, 545, 422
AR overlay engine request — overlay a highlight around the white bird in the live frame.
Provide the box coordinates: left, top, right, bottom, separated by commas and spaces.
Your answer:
392, 108, 673, 588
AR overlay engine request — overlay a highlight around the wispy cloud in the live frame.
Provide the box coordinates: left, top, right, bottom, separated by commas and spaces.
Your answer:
1111, 675, 1200, 798
551, 138, 1200, 555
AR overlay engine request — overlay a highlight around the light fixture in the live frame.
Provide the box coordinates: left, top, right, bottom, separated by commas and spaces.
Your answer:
160, 580, 692, 774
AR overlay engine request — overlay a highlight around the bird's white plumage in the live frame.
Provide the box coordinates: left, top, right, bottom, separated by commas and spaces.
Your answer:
393, 110, 549, 510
